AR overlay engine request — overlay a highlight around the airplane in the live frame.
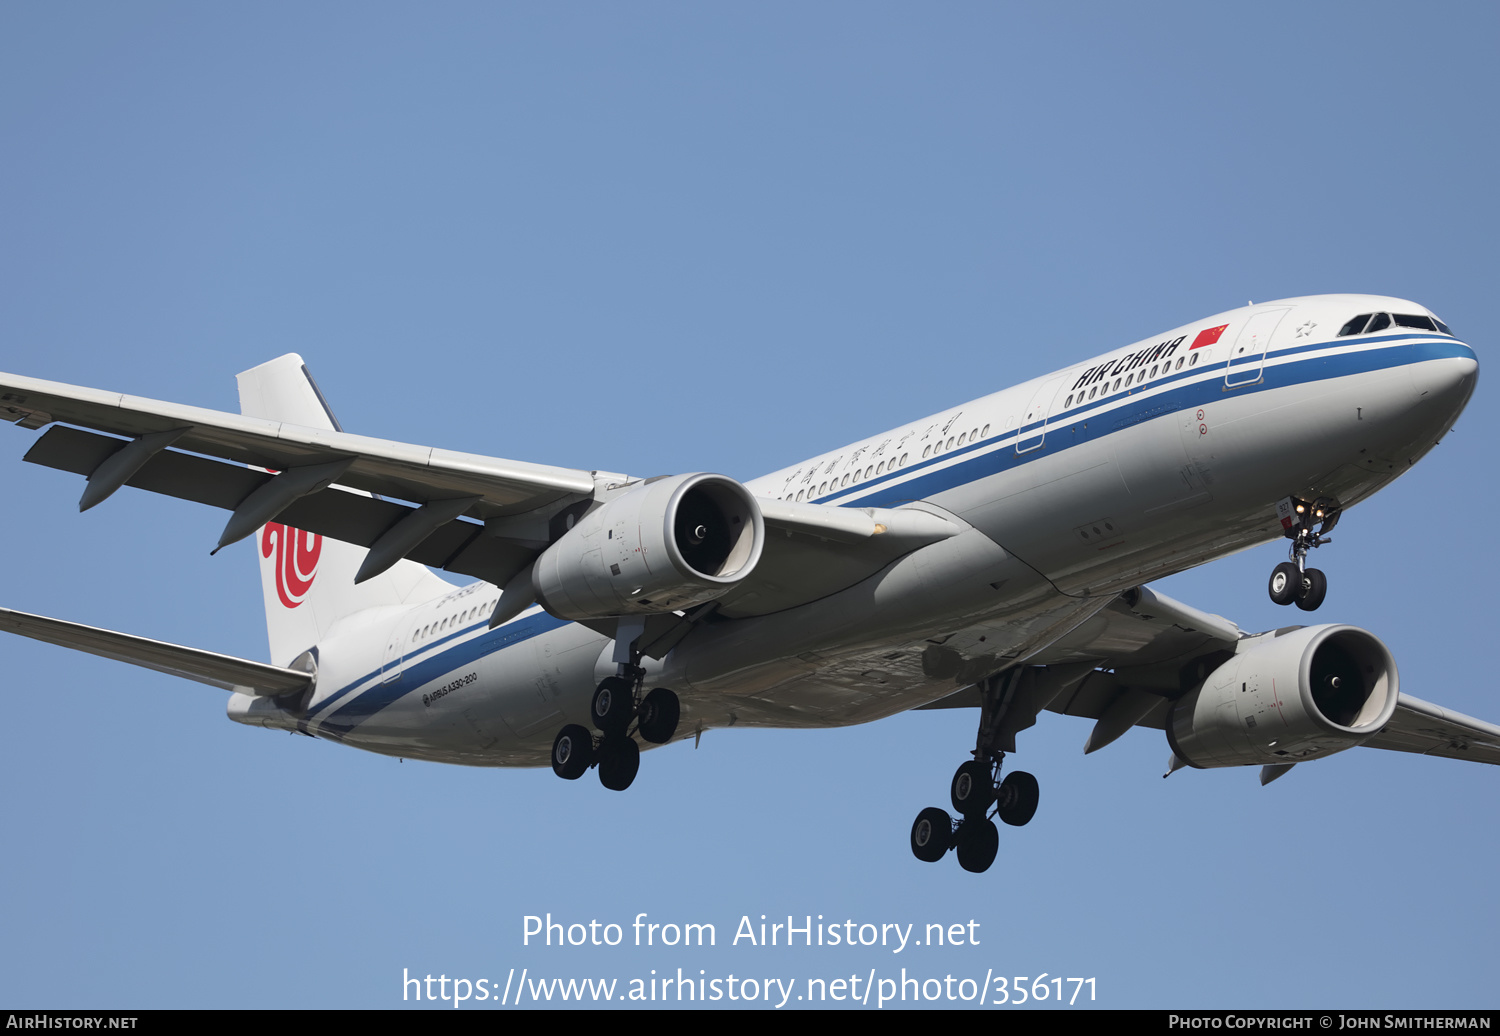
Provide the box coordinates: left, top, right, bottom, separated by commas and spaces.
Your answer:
1, 292, 1495, 875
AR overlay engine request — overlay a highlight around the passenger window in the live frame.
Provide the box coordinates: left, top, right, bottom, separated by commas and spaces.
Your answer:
1189, 353, 1199, 366
922, 446, 931, 459
1112, 378, 1121, 392
1175, 357, 1185, 370
1365, 313, 1391, 333
1125, 373, 1134, 387
956, 432, 966, 446
899, 453, 908, 466
981, 424, 990, 436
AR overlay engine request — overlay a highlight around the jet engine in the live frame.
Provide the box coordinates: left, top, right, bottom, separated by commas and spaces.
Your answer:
532, 472, 765, 620
1167, 624, 1399, 769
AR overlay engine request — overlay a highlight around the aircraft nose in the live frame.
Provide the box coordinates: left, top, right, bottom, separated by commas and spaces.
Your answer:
1409, 343, 1478, 413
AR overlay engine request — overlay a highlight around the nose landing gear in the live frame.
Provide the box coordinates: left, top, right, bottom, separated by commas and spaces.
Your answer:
910, 669, 1041, 874
1268, 496, 1339, 611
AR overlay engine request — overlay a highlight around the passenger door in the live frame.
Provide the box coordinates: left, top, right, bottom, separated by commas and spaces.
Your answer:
1224, 308, 1289, 388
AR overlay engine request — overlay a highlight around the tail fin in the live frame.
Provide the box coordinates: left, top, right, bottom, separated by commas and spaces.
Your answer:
237, 354, 453, 665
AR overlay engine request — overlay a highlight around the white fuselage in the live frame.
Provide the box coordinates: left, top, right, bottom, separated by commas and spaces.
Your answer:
229, 294, 1478, 766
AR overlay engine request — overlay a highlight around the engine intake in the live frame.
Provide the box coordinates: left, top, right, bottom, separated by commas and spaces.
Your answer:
1167, 624, 1399, 769
532, 473, 764, 620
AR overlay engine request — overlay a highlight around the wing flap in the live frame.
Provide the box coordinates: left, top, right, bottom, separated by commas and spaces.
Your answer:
0, 606, 311, 697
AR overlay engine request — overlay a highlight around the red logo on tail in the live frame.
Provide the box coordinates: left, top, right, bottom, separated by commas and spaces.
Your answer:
261, 523, 322, 609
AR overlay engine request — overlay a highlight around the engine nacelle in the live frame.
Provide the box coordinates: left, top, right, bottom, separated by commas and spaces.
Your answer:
532, 472, 765, 620
1167, 624, 1399, 769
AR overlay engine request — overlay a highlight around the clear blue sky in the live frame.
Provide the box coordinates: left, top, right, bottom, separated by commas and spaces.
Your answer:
1, 2, 1495, 1009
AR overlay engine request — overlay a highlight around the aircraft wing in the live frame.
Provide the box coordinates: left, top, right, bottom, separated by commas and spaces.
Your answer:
0, 370, 597, 512
1359, 695, 1500, 766
0, 607, 312, 697
918, 586, 1238, 748
3, 369, 961, 615
956, 586, 1500, 767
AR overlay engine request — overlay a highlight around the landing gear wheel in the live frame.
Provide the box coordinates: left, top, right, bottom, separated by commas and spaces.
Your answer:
597, 736, 641, 791
910, 807, 952, 863
1295, 568, 1328, 612
1268, 562, 1301, 606
949, 760, 994, 817
995, 770, 1040, 827
551, 724, 594, 781
955, 817, 999, 873
636, 688, 681, 745
591, 676, 635, 734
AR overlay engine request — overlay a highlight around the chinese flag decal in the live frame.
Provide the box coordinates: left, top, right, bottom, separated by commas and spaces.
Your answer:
1191, 324, 1229, 350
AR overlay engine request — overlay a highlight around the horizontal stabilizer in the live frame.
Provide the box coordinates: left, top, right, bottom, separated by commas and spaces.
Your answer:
0, 606, 312, 697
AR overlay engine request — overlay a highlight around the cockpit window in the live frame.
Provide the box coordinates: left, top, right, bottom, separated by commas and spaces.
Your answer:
1394, 314, 1437, 332
1339, 312, 1453, 338
1338, 314, 1371, 336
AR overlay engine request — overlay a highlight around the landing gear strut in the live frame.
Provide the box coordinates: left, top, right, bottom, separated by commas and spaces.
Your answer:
551, 643, 682, 793
910, 670, 1040, 874
1268, 496, 1339, 611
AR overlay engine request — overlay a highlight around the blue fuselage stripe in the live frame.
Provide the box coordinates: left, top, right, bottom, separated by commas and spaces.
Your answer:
817, 335, 1467, 508
306, 611, 568, 736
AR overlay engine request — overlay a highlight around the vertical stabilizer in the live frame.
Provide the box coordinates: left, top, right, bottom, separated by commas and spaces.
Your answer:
237, 354, 454, 665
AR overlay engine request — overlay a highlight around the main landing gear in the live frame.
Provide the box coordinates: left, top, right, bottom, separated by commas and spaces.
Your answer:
910, 671, 1041, 874
1267, 495, 1341, 612
550, 662, 681, 793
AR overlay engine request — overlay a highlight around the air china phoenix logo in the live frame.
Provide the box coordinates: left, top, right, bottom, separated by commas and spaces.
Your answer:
261, 522, 322, 609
